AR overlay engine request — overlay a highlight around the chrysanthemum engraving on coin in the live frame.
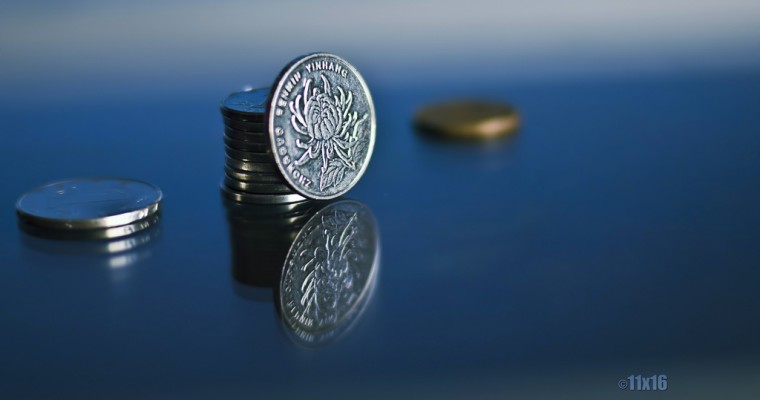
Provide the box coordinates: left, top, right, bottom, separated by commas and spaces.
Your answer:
290, 74, 368, 191
269, 53, 376, 200
279, 200, 379, 346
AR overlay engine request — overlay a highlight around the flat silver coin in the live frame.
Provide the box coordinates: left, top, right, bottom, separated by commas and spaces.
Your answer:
268, 53, 376, 200
220, 184, 307, 204
220, 87, 269, 121
224, 156, 278, 173
224, 176, 294, 194
224, 167, 286, 183
279, 200, 379, 347
16, 178, 162, 230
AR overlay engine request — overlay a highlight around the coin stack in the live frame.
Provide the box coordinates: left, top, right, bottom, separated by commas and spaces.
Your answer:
220, 87, 307, 204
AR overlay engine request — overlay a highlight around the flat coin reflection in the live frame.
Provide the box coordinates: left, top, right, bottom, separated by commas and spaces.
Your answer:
279, 200, 379, 347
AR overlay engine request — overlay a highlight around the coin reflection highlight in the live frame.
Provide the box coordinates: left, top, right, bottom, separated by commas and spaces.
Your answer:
225, 199, 379, 347
19, 216, 160, 271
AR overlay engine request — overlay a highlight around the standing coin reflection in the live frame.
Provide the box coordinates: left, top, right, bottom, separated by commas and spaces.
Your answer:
278, 200, 379, 346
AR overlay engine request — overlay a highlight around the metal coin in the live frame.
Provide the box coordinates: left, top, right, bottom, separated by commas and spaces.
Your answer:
278, 200, 379, 347
223, 117, 267, 132
224, 136, 271, 152
16, 177, 162, 230
414, 100, 520, 140
19, 214, 160, 241
268, 53, 376, 200
224, 167, 286, 183
220, 87, 269, 121
225, 146, 274, 162
224, 127, 268, 142
220, 184, 307, 204
221, 109, 265, 123
224, 156, 278, 173
223, 177, 293, 194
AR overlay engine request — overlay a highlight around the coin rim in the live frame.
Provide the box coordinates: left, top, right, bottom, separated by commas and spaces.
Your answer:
220, 88, 270, 118
224, 131, 269, 144
16, 177, 163, 230
220, 183, 307, 204
224, 155, 278, 172
223, 116, 267, 132
19, 213, 160, 241
224, 166, 285, 183
224, 176, 294, 194
224, 127, 268, 141
225, 145, 275, 161
267, 53, 376, 200
224, 136, 270, 152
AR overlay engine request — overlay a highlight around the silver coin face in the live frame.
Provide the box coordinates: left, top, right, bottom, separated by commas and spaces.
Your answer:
16, 178, 162, 230
279, 200, 379, 346
268, 53, 376, 200
221, 87, 269, 116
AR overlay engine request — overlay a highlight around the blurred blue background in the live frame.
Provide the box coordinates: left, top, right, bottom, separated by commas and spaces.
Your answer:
1, 0, 759, 102
1, 1, 759, 399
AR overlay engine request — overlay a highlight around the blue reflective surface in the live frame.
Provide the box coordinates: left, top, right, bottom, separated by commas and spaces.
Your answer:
1, 71, 760, 399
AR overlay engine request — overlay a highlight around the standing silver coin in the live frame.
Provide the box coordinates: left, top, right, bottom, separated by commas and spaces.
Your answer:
268, 53, 376, 200
279, 200, 379, 346
16, 178, 162, 230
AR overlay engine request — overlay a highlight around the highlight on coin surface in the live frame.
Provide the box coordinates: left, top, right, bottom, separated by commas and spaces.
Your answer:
414, 99, 520, 140
20, 218, 160, 271
16, 178, 162, 231
277, 199, 380, 347
19, 214, 160, 241
268, 53, 376, 200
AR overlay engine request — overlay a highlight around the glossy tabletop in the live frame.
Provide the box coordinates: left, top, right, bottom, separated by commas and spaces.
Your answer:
1, 71, 759, 399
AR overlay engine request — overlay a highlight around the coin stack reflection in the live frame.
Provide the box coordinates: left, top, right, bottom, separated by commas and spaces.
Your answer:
224, 200, 317, 288
220, 87, 307, 204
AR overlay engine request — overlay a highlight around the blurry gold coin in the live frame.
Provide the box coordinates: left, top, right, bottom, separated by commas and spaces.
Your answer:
414, 100, 520, 140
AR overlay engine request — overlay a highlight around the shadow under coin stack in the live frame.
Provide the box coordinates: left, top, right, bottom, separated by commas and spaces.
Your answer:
220, 87, 307, 204
223, 199, 318, 288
